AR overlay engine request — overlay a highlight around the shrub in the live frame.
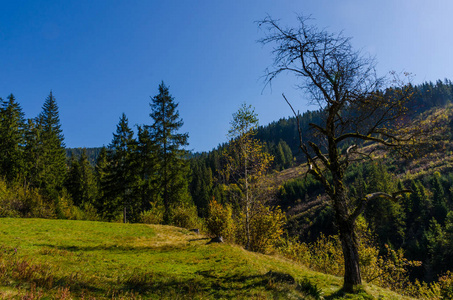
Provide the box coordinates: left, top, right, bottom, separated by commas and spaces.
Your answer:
438, 271, 453, 299
0, 178, 55, 218
140, 203, 164, 224
249, 205, 286, 253
205, 199, 235, 241
170, 204, 203, 229
236, 204, 286, 253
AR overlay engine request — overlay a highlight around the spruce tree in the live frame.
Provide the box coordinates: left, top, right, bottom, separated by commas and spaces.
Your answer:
102, 113, 136, 222
149, 82, 191, 223
23, 118, 42, 185
66, 155, 82, 205
94, 147, 109, 212
33, 91, 67, 199
431, 172, 448, 224
0, 94, 26, 181
134, 125, 158, 213
65, 149, 98, 207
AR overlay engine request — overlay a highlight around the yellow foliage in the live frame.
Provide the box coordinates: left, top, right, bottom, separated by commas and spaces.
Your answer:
235, 204, 286, 253
206, 199, 236, 242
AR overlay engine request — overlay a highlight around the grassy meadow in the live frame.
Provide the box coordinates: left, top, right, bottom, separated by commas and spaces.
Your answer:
0, 218, 415, 299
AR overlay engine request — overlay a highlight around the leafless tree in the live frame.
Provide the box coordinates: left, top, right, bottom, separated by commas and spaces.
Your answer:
259, 15, 416, 292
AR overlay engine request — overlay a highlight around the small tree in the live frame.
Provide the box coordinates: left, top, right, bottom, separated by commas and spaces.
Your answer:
223, 103, 274, 250
259, 16, 416, 292
206, 199, 235, 242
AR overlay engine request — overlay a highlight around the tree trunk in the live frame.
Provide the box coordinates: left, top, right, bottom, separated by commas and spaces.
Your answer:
339, 219, 361, 292
245, 145, 251, 251
334, 187, 362, 292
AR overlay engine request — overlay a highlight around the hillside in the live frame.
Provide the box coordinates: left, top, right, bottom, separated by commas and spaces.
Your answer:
0, 218, 414, 299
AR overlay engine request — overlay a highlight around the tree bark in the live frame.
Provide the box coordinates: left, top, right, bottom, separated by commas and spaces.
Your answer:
338, 218, 361, 292
334, 189, 362, 292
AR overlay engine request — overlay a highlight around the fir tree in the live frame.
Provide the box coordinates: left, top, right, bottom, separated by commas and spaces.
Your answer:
66, 155, 82, 205
431, 172, 448, 224
102, 113, 136, 222
94, 147, 109, 212
65, 149, 98, 207
134, 125, 158, 213
23, 118, 42, 185
149, 82, 191, 223
33, 91, 67, 200
0, 94, 26, 181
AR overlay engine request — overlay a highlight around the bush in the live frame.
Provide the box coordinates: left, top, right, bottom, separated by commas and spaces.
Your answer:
0, 178, 55, 218
205, 199, 235, 242
438, 271, 453, 299
140, 203, 164, 224
236, 204, 286, 253
170, 204, 203, 229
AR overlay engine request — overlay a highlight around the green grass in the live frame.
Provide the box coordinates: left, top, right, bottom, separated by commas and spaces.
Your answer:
0, 218, 414, 299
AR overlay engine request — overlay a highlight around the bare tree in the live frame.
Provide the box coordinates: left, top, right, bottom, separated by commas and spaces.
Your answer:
259, 15, 416, 292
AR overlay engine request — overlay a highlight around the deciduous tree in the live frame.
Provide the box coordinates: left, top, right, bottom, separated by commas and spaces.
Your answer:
259, 15, 416, 292
223, 103, 274, 250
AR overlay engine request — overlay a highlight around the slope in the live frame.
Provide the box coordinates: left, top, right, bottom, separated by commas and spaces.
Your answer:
0, 218, 414, 299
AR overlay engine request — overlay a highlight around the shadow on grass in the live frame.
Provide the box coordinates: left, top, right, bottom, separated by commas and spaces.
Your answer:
117, 270, 324, 299
324, 286, 374, 300
36, 242, 195, 253
188, 237, 211, 242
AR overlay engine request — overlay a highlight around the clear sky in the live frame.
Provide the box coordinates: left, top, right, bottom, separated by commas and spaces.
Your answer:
1, 0, 453, 152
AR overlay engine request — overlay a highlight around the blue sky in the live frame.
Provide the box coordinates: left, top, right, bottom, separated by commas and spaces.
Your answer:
1, 0, 452, 152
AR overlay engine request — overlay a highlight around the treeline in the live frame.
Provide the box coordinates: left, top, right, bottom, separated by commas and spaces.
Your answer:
0, 83, 196, 226
0, 92, 67, 218
66, 148, 102, 166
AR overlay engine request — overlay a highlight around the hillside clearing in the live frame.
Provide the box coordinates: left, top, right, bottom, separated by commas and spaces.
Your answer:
0, 218, 415, 299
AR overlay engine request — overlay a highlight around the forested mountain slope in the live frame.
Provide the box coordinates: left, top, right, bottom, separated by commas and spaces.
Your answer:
266, 103, 453, 284
189, 79, 453, 286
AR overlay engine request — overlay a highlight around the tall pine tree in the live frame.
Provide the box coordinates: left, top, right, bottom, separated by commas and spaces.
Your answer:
32, 91, 67, 200
102, 113, 136, 222
133, 125, 158, 213
149, 82, 191, 223
0, 94, 26, 181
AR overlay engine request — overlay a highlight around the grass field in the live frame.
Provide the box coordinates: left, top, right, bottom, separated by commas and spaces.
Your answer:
0, 218, 414, 299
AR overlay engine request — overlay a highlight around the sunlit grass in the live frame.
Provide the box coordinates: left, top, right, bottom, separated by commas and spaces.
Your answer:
0, 218, 415, 299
